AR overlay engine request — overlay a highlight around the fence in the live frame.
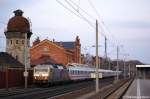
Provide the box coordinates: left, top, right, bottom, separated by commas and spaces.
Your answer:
0, 68, 33, 88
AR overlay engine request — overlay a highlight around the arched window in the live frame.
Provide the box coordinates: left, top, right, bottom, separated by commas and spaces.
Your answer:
10, 40, 12, 44
22, 40, 24, 44
16, 40, 19, 44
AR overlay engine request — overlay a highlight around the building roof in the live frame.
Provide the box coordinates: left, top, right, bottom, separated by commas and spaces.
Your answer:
56, 42, 75, 49
31, 39, 64, 50
0, 52, 24, 68
7, 9, 30, 33
136, 65, 150, 68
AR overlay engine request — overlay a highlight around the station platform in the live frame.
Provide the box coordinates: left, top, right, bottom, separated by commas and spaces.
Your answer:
123, 79, 150, 99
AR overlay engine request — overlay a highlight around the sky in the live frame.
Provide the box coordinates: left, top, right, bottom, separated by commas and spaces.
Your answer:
0, 0, 150, 64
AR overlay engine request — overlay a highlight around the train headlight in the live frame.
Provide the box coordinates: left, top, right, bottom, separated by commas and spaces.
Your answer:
34, 74, 40, 77
42, 74, 48, 76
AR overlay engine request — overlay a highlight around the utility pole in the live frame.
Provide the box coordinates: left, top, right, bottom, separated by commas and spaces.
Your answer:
123, 54, 128, 79
128, 63, 130, 78
123, 58, 126, 79
108, 58, 111, 70
95, 20, 99, 93
104, 36, 108, 69
24, 33, 28, 88
116, 46, 119, 82
105, 36, 107, 60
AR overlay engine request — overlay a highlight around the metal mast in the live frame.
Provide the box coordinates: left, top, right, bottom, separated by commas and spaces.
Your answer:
96, 20, 99, 93
116, 46, 119, 82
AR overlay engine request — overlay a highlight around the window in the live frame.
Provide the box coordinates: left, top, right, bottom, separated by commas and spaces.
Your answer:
16, 40, 19, 44
22, 40, 24, 44
10, 40, 12, 44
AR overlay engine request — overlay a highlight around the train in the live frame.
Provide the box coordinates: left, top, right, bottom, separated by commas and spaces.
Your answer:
33, 63, 122, 84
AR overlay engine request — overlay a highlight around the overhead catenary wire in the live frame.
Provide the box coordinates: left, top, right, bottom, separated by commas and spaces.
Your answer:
56, 0, 115, 48
65, 0, 107, 38
87, 0, 120, 47
88, 0, 129, 58
56, 0, 129, 60
69, 0, 96, 20
63, 0, 95, 28
67, 0, 107, 37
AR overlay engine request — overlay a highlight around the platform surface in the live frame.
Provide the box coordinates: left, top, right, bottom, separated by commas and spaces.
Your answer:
123, 79, 150, 99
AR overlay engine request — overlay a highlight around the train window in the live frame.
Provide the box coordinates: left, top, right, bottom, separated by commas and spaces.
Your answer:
53, 64, 58, 68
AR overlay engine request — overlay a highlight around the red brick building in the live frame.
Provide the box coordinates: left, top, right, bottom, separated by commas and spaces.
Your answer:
30, 36, 81, 66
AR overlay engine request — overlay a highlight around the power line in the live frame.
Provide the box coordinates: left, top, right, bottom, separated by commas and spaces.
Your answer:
87, 0, 119, 47
87, 0, 129, 60
64, 0, 95, 27
64, 0, 107, 37
56, 0, 115, 48
87, 0, 102, 21
56, 0, 82, 18
69, 0, 96, 20
56, 0, 128, 60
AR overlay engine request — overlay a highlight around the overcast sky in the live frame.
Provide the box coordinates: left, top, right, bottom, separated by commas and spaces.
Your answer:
0, 0, 150, 64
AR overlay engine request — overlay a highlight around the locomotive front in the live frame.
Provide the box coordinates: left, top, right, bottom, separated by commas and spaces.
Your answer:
33, 65, 50, 83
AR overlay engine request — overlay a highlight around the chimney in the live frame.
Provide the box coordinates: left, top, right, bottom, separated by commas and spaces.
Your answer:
53, 38, 55, 42
33, 37, 40, 46
75, 36, 80, 46
13, 9, 23, 16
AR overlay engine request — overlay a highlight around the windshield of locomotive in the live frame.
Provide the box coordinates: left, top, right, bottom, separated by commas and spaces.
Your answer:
34, 68, 48, 73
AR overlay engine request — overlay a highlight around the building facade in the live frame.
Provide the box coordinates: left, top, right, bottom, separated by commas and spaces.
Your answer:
30, 36, 81, 66
56, 36, 81, 63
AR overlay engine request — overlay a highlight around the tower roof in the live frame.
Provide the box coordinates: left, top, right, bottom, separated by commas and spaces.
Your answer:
7, 9, 30, 33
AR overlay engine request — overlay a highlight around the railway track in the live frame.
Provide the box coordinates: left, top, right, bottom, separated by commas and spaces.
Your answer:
0, 78, 114, 99
50, 78, 114, 99
106, 78, 134, 99
85, 78, 133, 99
